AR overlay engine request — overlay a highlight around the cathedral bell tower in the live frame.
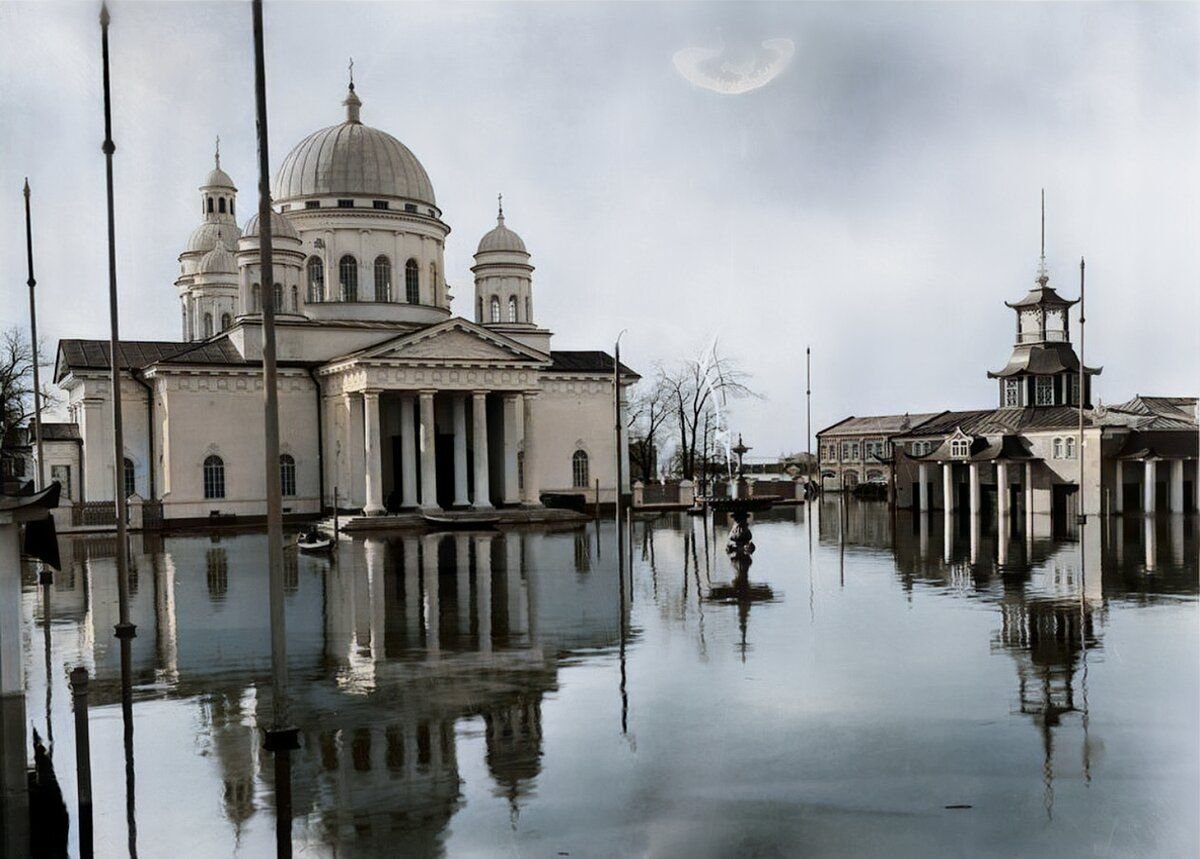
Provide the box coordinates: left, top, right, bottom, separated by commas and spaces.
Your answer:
987, 194, 1100, 408
472, 197, 552, 353
177, 140, 241, 340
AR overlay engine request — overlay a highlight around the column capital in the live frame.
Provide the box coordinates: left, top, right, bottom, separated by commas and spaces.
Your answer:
501, 391, 521, 401
418, 389, 437, 399
362, 388, 383, 399
522, 389, 540, 400
342, 390, 362, 402
471, 389, 490, 398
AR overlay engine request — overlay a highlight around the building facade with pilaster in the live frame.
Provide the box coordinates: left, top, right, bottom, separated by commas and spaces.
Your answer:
51, 81, 635, 523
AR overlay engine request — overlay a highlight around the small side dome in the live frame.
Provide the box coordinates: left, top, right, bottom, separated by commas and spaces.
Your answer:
187, 221, 243, 253
197, 237, 236, 274
201, 166, 236, 190
242, 210, 300, 241
476, 201, 527, 254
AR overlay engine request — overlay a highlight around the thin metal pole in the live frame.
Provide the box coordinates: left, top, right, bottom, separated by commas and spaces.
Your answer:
23, 180, 44, 489
806, 346, 811, 483
614, 330, 626, 571
1077, 257, 1086, 524
251, 0, 293, 748
69, 667, 93, 859
98, 4, 135, 641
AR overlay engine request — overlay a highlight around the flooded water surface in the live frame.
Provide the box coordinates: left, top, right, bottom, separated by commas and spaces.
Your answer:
17, 503, 1199, 857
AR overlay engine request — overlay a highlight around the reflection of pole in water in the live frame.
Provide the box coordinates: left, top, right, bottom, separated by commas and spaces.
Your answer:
1144, 516, 1156, 572
617, 511, 629, 737
119, 634, 137, 857
41, 571, 53, 749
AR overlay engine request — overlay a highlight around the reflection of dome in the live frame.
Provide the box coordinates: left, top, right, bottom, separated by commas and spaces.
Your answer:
272, 86, 436, 206
477, 212, 527, 254
187, 221, 242, 253
197, 238, 236, 274
242, 210, 300, 241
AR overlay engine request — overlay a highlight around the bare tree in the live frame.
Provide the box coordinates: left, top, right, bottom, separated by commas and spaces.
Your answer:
661, 343, 756, 481
0, 326, 54, 452
626, 373, 672, 482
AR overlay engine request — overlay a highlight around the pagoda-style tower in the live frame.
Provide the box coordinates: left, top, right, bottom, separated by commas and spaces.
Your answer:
988, 197, 1100, 408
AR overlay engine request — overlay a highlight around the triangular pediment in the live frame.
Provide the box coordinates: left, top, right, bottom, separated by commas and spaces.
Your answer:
344, 318, 550, 365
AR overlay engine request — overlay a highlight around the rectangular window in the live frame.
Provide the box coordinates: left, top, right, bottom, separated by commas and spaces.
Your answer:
1036, 376, 1054, 406
404, 203, 418, 213
51, 465, 70, 499
280, 204, 291, 213
1053, 438, 1064, 459
373, 200, 389, 210
1004, 378, 1021, 407
851, 442, 860, 460
337, 199, 354, 209
304, 200, 321, 209
1069, 375, 1080, 405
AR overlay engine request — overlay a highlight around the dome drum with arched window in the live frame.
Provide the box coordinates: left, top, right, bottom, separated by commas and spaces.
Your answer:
473, 202, 547, 352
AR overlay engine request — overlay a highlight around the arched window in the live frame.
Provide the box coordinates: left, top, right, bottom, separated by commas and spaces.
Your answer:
307, 257, 324, 303
374, 256, 392, 302
218, 197, 226, 214
203, 312, 213, 338
507, 296, 517, 322
1053, 437, 1064, 459
273, 283, 283, 312
490, 296, 501, 323
950, 438, 970, 459
230, 199, 234, 217
203, 455, 225, 499
517, 450, 524, 491
206, 198, 213, 214
123, 458, 135, 499
1064, 437, 1076, 460
251, 284, 260, 313
280, 454, 296, 497
405, 258, 419, 303
572, 450, 589, 488
339, 255, 358, 301
291, 285, 298, 311
221, 313, 231, 331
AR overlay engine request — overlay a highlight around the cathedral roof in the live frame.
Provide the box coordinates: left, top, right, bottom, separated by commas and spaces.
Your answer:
186, 221, 242, 254
271, 85, 436, 207
197, 237, 236, 274
242, 210, 300, 241
477, 206, 528, 254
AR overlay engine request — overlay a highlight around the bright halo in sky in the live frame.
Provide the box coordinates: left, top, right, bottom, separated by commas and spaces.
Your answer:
672, 37, 796, 95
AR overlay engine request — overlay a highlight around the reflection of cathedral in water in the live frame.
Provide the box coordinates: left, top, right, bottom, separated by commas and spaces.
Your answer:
40, 526, 621, 856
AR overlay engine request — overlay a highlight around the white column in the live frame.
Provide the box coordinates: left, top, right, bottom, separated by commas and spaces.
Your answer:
997, 460, 1010, 525
942, 505, 952, 562
1144, 515, 1156, 571
969, 462, 981, 518
0, 525, 23, 696
502, 393, 521, 505
942, 463, 955, 512
471, 391, 493, 509
1144, 459, 1157, 515
521, 391, 540, 505
344, 392, 364, 509
418, 390, 439, 510
452, 395, 470, 508
1169, 459, 1184, 513
1024, 461, 1034, 535
1114, 459, 1124, 514
399, 395, 417, 509
363, 390, 385, 515
917, 462, 929, 514
475, 535, 492, 653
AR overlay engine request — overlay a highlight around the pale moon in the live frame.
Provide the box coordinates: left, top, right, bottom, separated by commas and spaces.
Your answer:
672, 38, 796, 95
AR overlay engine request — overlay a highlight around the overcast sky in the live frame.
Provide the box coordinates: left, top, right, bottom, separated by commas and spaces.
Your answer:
2, 1, 1197, 456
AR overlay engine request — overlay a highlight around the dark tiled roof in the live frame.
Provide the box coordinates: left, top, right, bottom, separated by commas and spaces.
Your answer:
548, 351, 639, 378
156, 337, 247, 365
988, 342, 1100, 378
1, 423, 81, 448
817, 413, 940, 437
1108, 395, 1197, 429
1004, 285, 1078, 309
1115, 430, 1199, 460
56, 337, 256, 381
921, 433, 1039, 463
901, 406, 1096, 437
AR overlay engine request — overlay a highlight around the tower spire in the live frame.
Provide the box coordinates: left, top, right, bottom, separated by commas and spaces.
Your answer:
342, 61, 362, 123
1037, 188, 1049, 286
215, 135, 220, 169
497, 192, 504, 223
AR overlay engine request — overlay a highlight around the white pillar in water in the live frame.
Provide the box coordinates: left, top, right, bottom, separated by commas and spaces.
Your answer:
1144, 459, 1157, 515
419, 391, 439, 511
1169, 459, 1184, 513
918, 462, 930, 514
997, 460, 1010, 526
942, 463, 955, 512
363, 390, 385, 516
0, 524, 23, 697
471, 391, 493, 510
452, 395, 470, 508
968, 462, 981, 519
399, 395, 418, 509
423, 534, 440, 654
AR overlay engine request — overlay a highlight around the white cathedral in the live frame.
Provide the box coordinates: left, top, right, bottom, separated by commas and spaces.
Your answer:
51, 82, 633, 523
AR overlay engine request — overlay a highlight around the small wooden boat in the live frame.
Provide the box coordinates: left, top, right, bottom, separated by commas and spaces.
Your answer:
296, 532, 334, 553
422, 513, 500, 531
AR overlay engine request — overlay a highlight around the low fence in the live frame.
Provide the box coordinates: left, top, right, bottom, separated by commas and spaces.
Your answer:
71, 501, 116, 528
640, 483, 680, 506
67, 498, 164, 530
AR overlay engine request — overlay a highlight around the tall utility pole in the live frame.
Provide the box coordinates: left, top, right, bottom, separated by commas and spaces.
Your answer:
23, 180, 44, 489
1077, 257, 1086, 525
251, 0, 294, 746
614, 329, 627, 577
98, 4, 135, 642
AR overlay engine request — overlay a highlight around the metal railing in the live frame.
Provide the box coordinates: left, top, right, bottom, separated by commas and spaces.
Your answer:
72, 501, 116, 527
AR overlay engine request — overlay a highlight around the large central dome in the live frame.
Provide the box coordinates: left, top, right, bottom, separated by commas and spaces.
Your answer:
271, 86, 436, 207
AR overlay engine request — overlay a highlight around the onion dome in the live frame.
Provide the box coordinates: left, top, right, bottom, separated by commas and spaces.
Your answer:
477, 199, 527, 254
187, 221, 242, 253
242, 210, 300, 241
271, 84, 436, 206
197, 236, 236, 275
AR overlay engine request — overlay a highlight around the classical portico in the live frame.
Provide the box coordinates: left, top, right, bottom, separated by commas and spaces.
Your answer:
319, 319, 549, 513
